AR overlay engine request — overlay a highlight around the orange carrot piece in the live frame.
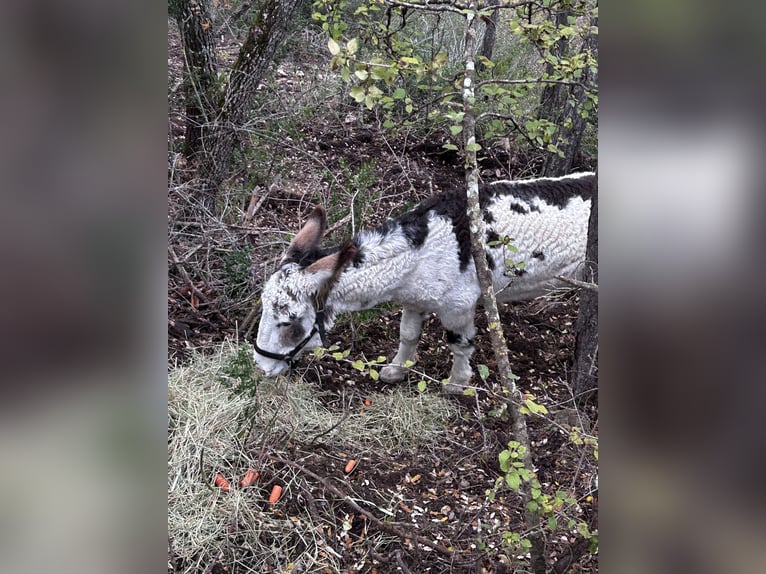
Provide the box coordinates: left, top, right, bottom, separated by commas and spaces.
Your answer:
268, 484, 283, 504
213, 472, 230, 492
240, 470, 260, 488
344, 459, 357, 474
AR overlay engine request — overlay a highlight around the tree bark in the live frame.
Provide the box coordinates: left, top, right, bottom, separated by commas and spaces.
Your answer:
572, 171, 598, 404
196, 0, 304, 212
542, 12, 598, 177
537, 8, 569, 128
174, 0, 219, 158
461, 6, 546, 574
476, 0, 499, 74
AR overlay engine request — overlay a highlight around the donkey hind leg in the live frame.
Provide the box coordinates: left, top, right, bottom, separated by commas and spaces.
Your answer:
380, 307, 426, 383
440, 312, 477, 395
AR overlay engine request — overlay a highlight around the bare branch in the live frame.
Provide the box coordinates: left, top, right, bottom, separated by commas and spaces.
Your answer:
478, 111, 541, 149
478, 77, 597, 94
556, 275, 598, 292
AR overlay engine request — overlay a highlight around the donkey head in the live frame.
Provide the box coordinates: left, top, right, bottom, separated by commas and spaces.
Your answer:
254, 206, 356, 376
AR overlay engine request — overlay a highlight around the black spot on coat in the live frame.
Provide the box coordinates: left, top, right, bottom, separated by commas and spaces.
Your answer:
532, 250, 545, 260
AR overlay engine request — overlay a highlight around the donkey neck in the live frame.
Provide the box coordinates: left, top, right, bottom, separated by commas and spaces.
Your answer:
325, 226, 419, 315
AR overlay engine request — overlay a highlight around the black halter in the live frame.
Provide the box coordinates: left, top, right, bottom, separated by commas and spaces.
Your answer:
253, 307, 329, 369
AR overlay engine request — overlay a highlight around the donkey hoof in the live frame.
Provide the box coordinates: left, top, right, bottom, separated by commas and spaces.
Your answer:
380, 365, 406, 383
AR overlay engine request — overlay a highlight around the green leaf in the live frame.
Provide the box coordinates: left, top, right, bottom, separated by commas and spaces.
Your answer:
417, 380, 428, 392
392, 87, 406, 100
332, 352, 344, 360
351, 359, 366, 371
478, 364, 490, 380
548, 516, 558, 531
354, 69, 369, 80
347, 37, 359, 55
526, 500, 539, 512
369, 368, 379, 381
505, 471, 521, 491
498, 450, 511, 472
350, 85, 366, 103
523, 398, 548, 415
450, 125, 463, 136
466, 142, 482, 152
442, 143, 458, 151
462, 387, 476, 396
328, 38, 341, 56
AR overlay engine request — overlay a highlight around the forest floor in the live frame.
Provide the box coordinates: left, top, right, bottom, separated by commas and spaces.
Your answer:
168, 17, 597, 574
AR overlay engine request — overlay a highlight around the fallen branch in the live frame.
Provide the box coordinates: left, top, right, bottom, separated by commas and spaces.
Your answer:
556, 275, 598, 292
272, 455, 456, 557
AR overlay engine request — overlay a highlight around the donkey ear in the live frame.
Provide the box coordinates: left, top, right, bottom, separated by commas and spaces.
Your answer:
287, 205, 327, 258
305, 241, 356, 275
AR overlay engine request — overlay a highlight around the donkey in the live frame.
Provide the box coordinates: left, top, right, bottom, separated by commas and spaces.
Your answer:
253, 172, 594, 393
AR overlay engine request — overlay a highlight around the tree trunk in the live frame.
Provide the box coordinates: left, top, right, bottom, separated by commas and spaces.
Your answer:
197, 0, 304, 212
476, 0, 499, 74
174, 0, 219, 158
461, 6, 546, 574
542, 14, 597, 177
572, 171, 598, 404
537, 8, 569, 127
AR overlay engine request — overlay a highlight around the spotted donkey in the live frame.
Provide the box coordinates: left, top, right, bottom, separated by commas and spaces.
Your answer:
253, 172, 594, 393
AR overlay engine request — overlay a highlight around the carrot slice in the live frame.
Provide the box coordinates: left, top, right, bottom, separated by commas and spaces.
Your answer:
240, 470, 260, 488
268, 484, 283, 504
213, 472, 230, 492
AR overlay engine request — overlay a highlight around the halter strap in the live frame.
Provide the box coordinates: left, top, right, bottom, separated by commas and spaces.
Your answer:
254, 282, 334, 369
253, 310, 330, 368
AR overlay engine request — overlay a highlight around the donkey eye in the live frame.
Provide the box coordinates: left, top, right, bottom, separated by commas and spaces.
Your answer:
276, 321, 291, 328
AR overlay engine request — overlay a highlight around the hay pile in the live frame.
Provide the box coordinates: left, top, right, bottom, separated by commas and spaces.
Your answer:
168, 340, 456, 573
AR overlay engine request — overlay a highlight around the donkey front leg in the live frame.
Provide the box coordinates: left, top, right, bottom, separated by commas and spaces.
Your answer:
380, 307, 426, 383
440, 311, 477, 394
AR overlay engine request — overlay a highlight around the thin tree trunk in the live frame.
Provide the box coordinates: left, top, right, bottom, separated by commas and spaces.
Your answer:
461, 6, 546, 573
543, 14, 597, 177
197, 0, 304, 212
572, 171, 598, 404
476, 0, 499, 74
537, 8, 569, 126
174, 0, 219, 158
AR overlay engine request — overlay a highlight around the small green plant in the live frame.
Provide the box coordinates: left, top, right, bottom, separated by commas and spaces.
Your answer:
491, 432, 599, 563
222, 245, 254, 301
220, 343, 258, 397
487, 234, 527, 277
314, 344, 387, 382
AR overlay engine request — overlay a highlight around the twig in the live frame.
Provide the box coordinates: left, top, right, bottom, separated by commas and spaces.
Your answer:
272, 455, 456, 557
244, 187, 270, 224
169, 244, 229, 324
308, 391, 355, 445
555, 275, 598, 292
477, 77, 597, 94
394, 549, 414, 574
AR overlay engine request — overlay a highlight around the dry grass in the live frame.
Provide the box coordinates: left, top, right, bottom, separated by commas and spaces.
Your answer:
168, 340, 457, 573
